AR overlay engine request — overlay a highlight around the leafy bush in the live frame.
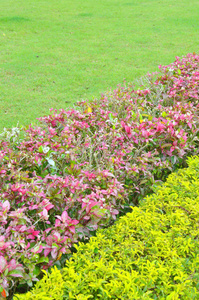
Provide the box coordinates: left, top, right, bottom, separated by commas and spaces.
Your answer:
14, 154, 199, 299
13, 267, 64, 300
0, 53, 199, 298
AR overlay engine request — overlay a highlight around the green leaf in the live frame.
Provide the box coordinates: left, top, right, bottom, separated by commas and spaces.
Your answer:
94, 248, 98, 254
4, 268, 8, 276
140, 179, 148, 185
38, 145, 43, 153
33, 245, 41, 253
161, 143, 172, 148
161, 111, 167, 118
171, 156, 176, 164
177, 69, 181, 75
109, 113, 113, 122
37, 256, 49, 264
27, 280, 33, 287
97, 208, 106, 215
8, 270, 24, 277
131, 111, 136, 118
90, 205, 100, 211
33, 266, 41, 276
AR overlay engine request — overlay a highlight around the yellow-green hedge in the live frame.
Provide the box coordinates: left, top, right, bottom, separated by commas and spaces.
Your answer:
14, 155, 199, 300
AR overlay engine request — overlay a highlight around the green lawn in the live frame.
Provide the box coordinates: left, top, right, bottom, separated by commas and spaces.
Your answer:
0, 0, 198, 131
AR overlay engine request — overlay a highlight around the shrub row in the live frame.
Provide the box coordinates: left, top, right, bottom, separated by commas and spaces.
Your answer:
0, 53, 199, 297
14, 154, 199, 299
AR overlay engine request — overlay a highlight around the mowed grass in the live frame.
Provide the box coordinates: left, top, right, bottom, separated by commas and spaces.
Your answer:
0, 0, 198, 131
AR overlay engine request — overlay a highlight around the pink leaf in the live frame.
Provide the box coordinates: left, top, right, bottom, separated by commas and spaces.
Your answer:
44, 248, 51, 257
61, 211, 69, 223
112, 209, 119, 215
69, 226, 76, 234
51, 248, 58, 259
0, 256, 7, 273
2, 201, 10, 212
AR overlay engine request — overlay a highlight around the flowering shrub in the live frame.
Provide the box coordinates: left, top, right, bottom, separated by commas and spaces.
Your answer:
0, 53, 198, 298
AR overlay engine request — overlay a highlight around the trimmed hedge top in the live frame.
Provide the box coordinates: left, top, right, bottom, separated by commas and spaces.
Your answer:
15, 154, 199, 299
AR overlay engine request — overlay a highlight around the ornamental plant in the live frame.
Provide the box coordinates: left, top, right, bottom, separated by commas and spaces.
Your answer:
0, 53, 198, 298
14, 154, 199, 299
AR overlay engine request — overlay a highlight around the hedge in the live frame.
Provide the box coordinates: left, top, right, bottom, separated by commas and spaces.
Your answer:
1, 53, 199, 298
14, 154, 199, 299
